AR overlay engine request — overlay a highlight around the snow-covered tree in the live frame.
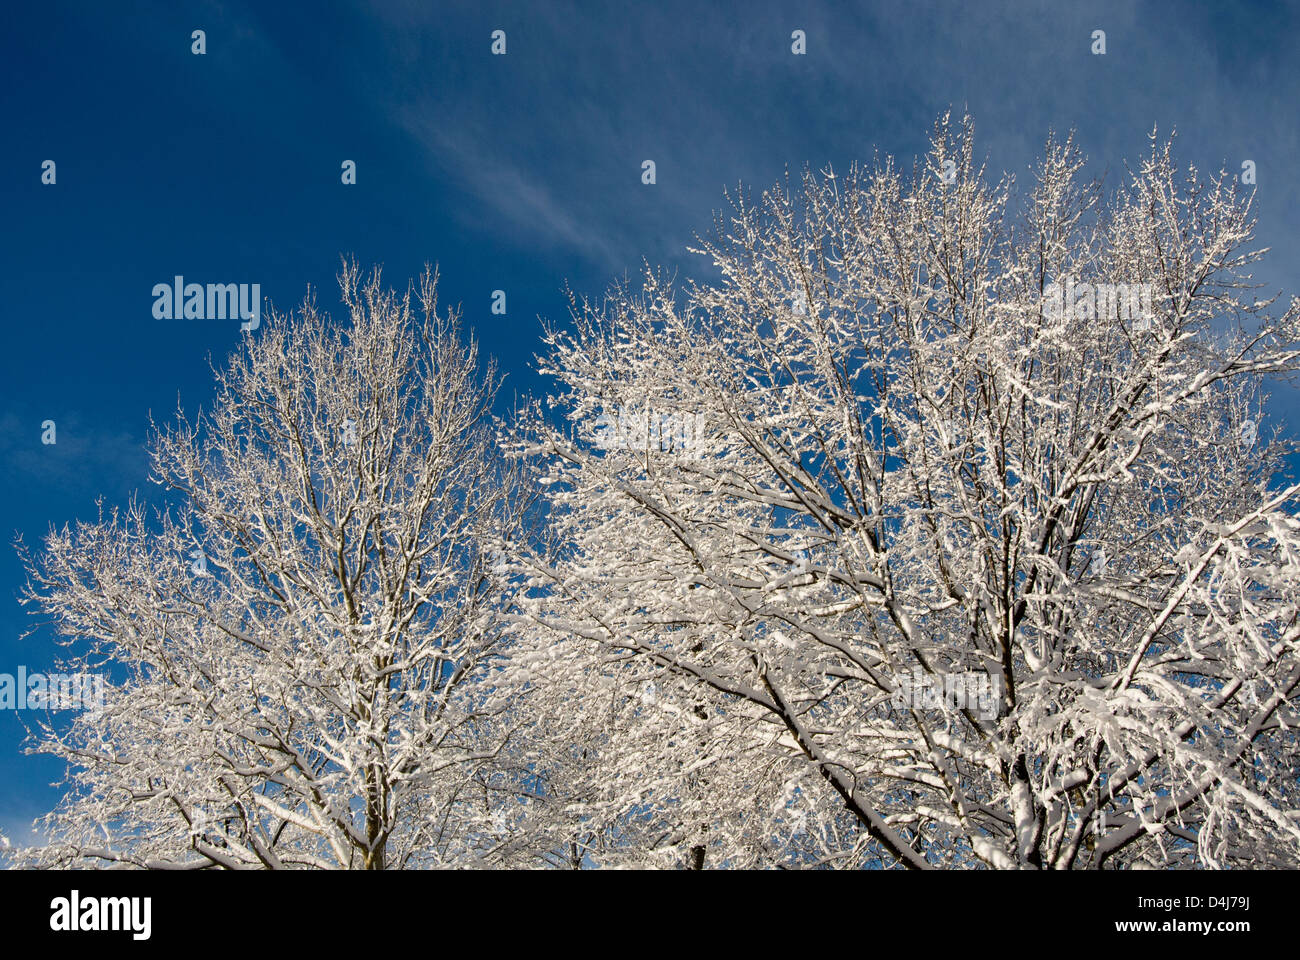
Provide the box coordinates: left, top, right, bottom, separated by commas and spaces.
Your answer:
512, 115, 1300, 869
18, 261, 534, 869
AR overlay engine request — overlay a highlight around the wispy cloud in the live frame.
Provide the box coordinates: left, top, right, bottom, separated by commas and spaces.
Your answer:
0, 410, 148, 505
376, 4, 818, 278
397, 109, 625, 268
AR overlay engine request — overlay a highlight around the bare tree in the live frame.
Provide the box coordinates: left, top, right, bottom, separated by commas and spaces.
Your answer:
512, 115, 1300, 869
18, 261, 533, 869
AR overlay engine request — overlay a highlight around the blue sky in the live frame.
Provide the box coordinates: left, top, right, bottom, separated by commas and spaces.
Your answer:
2, 0, 1299, 843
